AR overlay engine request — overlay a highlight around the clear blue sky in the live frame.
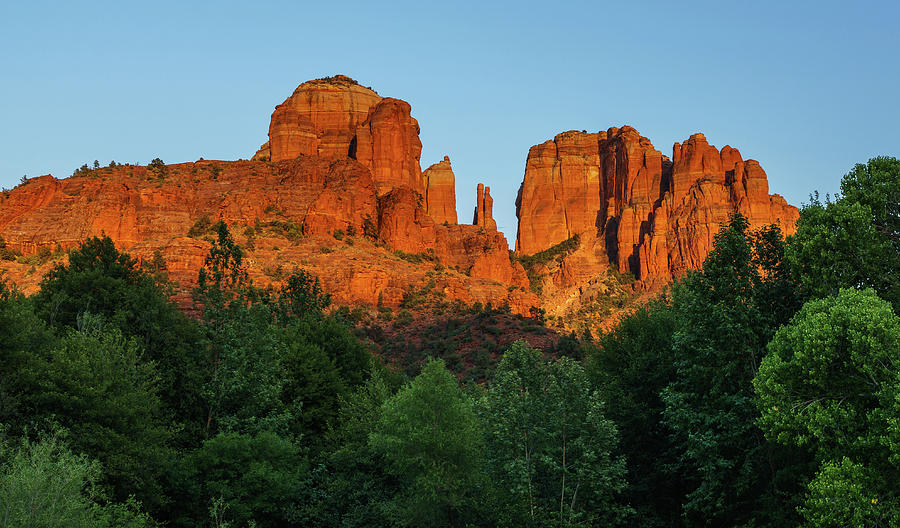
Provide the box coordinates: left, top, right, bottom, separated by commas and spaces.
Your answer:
2, 0, 897, 245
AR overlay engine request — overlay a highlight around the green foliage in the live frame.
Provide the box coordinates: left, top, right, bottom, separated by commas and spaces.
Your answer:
0, 284, 54, 431
393, 249, 437, 264
754, 289, 900, 525
400, 277, 436, 309
755, 289, 900, 460
480, 341, 629, 527
296, 368, 400, 526
197, 221, 251, 310
187, 215, 213, 238
661, 213, 806, 526
275, 269, 331, 320
515, 234, 581, 269
0, 433, 157, 528
175, 431, 306, 528
799, 458, 896, 528
0, 236, 21, 261
147, 158, 168, 180
394, 308, 413, 326
27, 323, 171, 509
194, 224, 368, 444
362, 215, 378, 239
513, 235, 581, 295
788, 156, 900, 311
35, 237, 143, 326
33, 236, 208, 447
72, 164, 94, 177
371, 358, 484, 527
276, 313, 375, 442
259, 219, 304, 242
201, 303, 295, 437
586, 301, 683, 527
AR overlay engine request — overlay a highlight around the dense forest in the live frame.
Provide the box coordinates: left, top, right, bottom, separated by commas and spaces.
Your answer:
0, 156, 898, 527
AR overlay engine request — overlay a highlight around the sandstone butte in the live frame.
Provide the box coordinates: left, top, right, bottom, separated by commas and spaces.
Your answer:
0, 76, 798, 324
0, 76, 532, 314
515, 127, 799, 316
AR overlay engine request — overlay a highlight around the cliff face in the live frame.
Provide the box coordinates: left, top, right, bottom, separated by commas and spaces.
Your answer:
0, 76, 532, 313
0, 78, 801, 325
515, 127, 799, 284
261, 75, 382, 162
423, 156, 457, 225
258, 77, 423, 196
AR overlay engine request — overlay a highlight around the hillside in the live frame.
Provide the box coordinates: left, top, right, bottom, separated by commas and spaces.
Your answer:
0, 76, 798, 329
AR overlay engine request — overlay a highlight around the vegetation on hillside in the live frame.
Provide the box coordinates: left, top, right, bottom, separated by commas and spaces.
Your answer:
0, 156, 897, 526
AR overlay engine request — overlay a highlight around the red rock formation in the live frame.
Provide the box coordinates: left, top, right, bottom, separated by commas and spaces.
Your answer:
0, 158, 533, 313
423, 156, 457, 224
473, 184, 497, 231
376, 186, 526, 288
636, 134, 798, 282
515, 131, 605, 254
353, 98, 424, 196
515, 127, 798, 283
259, 76, 424, 197
265, 75, 382, 162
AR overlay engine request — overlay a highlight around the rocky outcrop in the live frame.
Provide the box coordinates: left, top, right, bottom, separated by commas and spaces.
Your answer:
265, 75, 382, 162
353, 98, 424, 196
423, 156, 457, 224
515, 127, 798, 283
473, 184, 497, 231
636, 133, 798, 282
260, 76, 424, 197
0, 77, 801, 326
0, 157, 533, 312
0, 74, 532, 313
376, 186, 526, 287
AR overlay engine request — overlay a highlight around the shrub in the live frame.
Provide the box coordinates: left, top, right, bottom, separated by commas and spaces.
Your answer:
515, 234, 581, 269
362, 216, 378, 239
147, 158, 168, 180
187, 215, 213, 238
395, 309, 414, 327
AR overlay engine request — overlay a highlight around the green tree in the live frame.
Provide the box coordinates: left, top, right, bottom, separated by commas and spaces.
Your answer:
26, 322, 171, 510
755, 289, 900, 461
277, 326, 346, 441
799, 458, 896, 528
662, 213, 807, 526
172, 431, 306, 528
0, 432, 157, 528
33, 237, 208, 445
788, 157, 900, 311
201, 303, 295, 438
0, 282, 53, 433
196, 221, 251, 314
481, 341, 629, 527
370, 358, 483, 527
293, 367, 401, 526
275, 269, 332, 321
586, 301, 683, 527
754, 288, 900, 524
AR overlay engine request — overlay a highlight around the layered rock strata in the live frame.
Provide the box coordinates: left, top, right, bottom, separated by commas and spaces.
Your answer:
423, 156, 457, 225
515, 127, 798, 283
257, 76, 423, 196
1, 76, 530, 313
473, 184, 497, 231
